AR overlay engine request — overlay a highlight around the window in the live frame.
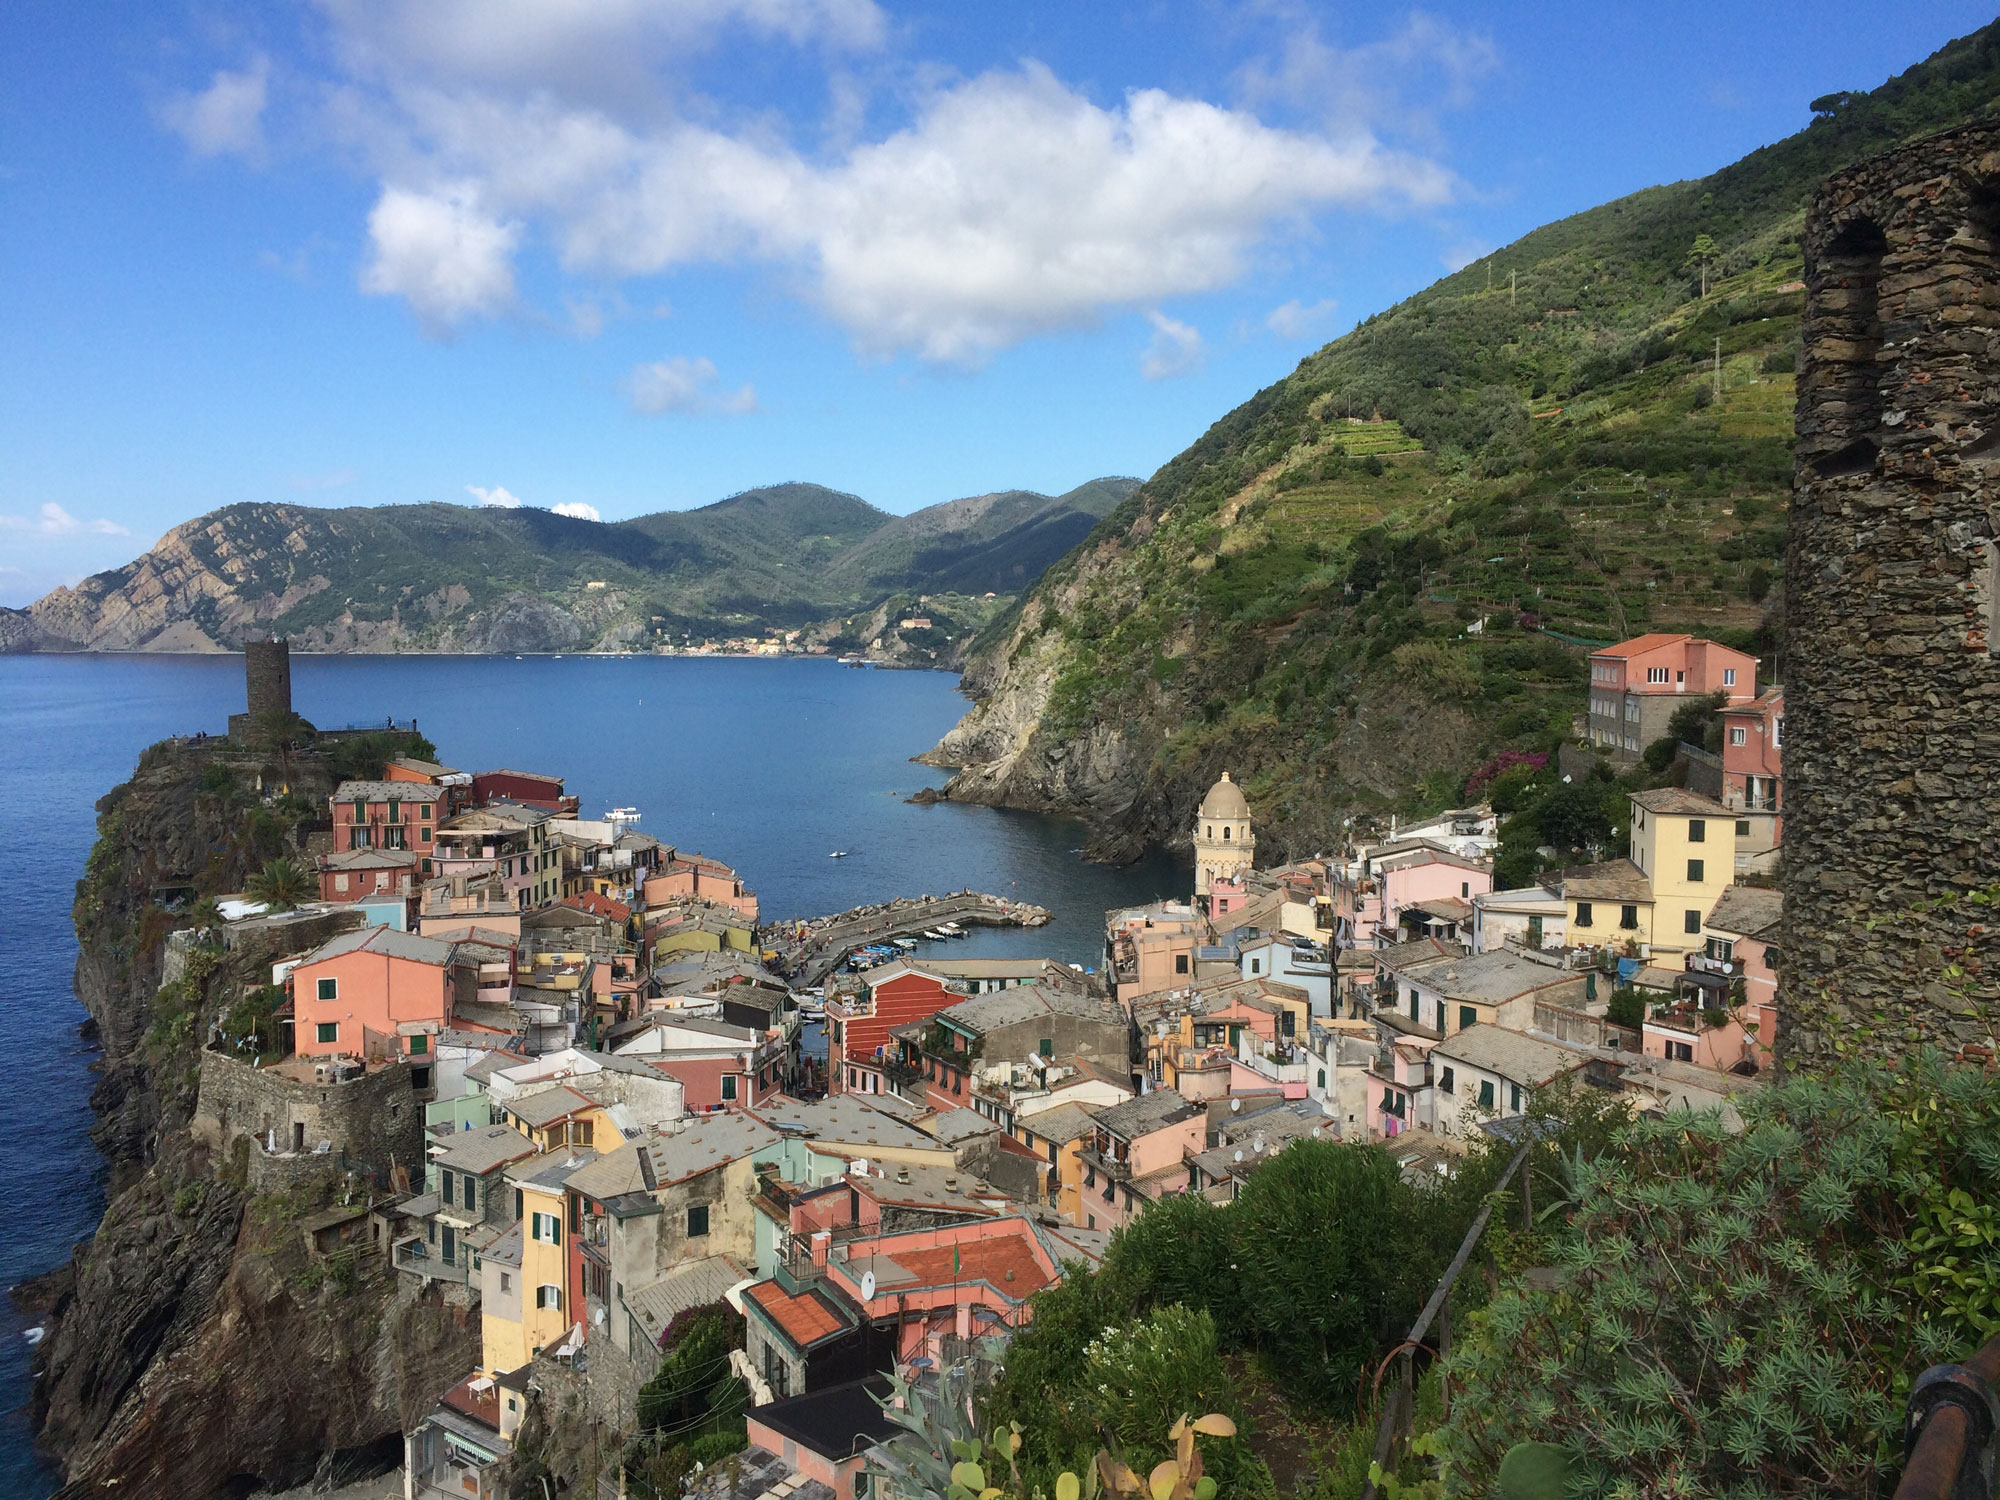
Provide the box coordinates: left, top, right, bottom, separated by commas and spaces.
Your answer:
441, 1169, 455, 1201
1509, 1083, 1523, 1112
1250, 958, 1261, 974
1575, 901, 1593, 929
1688, 819, 1705, 843
1723, 668, 1737, 687
1685, 909, 1703, 935
1687, 859, 1705, 882
1772, 717, 1783, 747
1737, 819, 1751, 837
1667, 1041, 1694, 1063
1620, 904, 1639, 930
464, 1177, 478, 1212
1317, 1068, 1327, 1089
316, 977, 337, 1001
721, 1074, 739, 1102
316, 1022, 339, 1044
499, 1271, 511, 1293
1478, 1079, 1495, 1110
515, 1188, 524, 1219
536, 1284, 562, 1310
1461, 881, 1470, 898
1460, 1006, 1477, 1032
411, 1066, 431, 1091
687, 1204, 709, 1237
1175, 954, 1189, 975
1440, 1066, 1455, 1094
1729, 727, 1747, 746
531, 1212, 560, 1245
1408, 989, 1419, 1020
1646, 666, 1670, 684
1038, 1037, 1054, 1058
1223, 826, 1231, 841
408, 1033, 429, 1055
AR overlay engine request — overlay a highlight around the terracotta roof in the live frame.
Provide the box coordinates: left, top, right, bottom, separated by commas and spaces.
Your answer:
745, 1280, 850, 1348
1630, 787, 1732, 818
438, 1372, 502, 1430
1591, 633, 1691, 658
863, 1229, 1053, 1299
566, 892, 632, 923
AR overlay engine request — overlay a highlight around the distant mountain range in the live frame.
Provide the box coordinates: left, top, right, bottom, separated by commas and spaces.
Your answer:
0, 478, 1136, 655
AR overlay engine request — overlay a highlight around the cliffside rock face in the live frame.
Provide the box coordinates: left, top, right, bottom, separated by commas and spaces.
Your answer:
34, 740, 476, 1497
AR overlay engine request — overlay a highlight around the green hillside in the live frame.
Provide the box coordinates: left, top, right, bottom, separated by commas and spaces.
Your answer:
936, 22, 2000, 858
5, 478, 1134, 654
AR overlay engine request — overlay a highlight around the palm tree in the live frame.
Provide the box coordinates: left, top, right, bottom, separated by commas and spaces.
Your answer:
246, 857, 312, 912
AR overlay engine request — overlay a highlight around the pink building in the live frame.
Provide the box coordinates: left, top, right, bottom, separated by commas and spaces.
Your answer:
1721, 689, 1785, 863
288, 926, 473, 1064
1587, 634, 1759, 761
1078, 1088, 1205, 1232
1332, 843, 1492, 952
1693, 884, 1782, 1071
644, 854, 760, 922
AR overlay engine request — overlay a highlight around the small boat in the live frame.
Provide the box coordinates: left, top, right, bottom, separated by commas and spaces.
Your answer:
893, 938, 918, 951
829, 850, 848, 859
923, 929, 950, 941
938, 922, 966, 938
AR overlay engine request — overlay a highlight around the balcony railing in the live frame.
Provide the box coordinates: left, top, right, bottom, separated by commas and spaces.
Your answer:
394, 1237, 471, 1285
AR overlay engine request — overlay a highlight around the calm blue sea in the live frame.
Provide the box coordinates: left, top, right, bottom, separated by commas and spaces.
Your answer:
0, 653, 1184, 1496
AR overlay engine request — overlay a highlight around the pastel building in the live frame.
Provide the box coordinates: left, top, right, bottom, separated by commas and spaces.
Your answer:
329, 780, 447, 864
1720, 688, 1785, 869
1193, 773, 1256, 901
1586, 634, 1759, 760
288, 926, 474, 1069
1077, 1088, 1204, 1232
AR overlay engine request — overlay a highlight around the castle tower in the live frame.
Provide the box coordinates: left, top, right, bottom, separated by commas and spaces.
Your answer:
229, 636, 293, 740
1193, 772, 1256, 897
1782, 120, 2000, 1067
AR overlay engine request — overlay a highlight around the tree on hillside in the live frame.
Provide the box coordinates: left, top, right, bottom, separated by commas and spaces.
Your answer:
1686, 232, 1718, 298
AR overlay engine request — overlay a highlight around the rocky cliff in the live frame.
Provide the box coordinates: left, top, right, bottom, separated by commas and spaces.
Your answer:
30, 739, 478, 1497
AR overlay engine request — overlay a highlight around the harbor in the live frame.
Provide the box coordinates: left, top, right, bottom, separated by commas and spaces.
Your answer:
766, 890, 1053, 986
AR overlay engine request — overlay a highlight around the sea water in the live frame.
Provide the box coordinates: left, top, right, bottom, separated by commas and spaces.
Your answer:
0, 653, 1185, 1496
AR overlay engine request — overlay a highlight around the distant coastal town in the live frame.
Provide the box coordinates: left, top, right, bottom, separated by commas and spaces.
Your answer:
133, 624, 1793, 1500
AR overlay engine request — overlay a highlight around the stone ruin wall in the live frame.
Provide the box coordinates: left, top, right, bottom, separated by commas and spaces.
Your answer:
194, 1048, 425, 1190
1781, 119, 2000, 1068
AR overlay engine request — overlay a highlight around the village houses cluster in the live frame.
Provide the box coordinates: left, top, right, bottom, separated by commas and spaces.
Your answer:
189, 628, 1785, 1500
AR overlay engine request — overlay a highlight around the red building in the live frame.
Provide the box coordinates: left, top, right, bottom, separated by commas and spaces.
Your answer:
643, 854, 759, 922
317, 847, 421, 904
329, 780, 447, 863
472, 768, 577, 812
825, 964, 961, 1095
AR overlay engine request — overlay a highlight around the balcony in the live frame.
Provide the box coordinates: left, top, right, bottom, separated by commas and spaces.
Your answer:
394, 1237, 471, 1286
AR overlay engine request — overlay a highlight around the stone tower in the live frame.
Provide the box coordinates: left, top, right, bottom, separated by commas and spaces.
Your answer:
229, 636, 293, 740
1782, 120, 2000, 1068
245, 636, 292, 721
1193, 772, 1256, 895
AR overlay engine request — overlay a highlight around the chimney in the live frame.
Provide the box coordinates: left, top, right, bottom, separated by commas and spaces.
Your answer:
896, 1166, 910, 1185
811, 1230, 831, 1268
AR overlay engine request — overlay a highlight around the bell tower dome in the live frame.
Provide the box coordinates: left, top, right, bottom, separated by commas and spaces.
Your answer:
1193, 771, 1255, 897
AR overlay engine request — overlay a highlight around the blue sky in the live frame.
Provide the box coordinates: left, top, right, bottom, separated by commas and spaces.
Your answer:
1, 1, 1992, 604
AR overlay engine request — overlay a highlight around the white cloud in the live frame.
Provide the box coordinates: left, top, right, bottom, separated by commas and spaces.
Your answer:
627, 356, 759, 416
160, 57, 270, 159
1441, 239, 1494, 272
307, 3, 1459, 358
550, 501, 603, 521
0, 503, 129, 537
1267, 297, 1338, 340
362, 183, 520, 334
1236, 13, 1498, 144
1139, 311, 1203, 381
466, 484, 524, 507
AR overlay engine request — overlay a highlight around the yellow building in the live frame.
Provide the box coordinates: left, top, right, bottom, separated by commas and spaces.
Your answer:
1192, 772, 1256, 896
480, 1150, 592, 1374
1015, 1101, 1099, 1224
1628, 788, 1735, 958
497, 1084, 621, 1154
1560, 788, 1736, 960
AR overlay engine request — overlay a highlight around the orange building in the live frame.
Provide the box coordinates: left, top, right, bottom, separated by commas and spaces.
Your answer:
289, 926, 475, 1064
1586, 633, 1759, 761
643, 854, 759, 921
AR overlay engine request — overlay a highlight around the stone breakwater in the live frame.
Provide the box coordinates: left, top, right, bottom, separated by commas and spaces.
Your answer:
1782, 118, 2000, 1067
768, 891, 1052, 985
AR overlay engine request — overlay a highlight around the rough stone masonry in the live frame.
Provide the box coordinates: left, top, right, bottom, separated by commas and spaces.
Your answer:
1783, 119, 2000, 1067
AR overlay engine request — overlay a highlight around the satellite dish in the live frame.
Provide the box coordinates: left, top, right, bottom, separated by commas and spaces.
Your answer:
860, 1270, 877, 1300
1232, 1149, 1243, 1163
1230, 1099, 1241, 1113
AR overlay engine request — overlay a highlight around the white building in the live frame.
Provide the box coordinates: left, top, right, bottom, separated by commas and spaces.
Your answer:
1470, 886, 1569, 953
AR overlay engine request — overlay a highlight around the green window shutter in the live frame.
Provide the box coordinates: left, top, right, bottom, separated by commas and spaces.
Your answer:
1478, 1080, 1495, 1110
1460, 1006, 1477, 1032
